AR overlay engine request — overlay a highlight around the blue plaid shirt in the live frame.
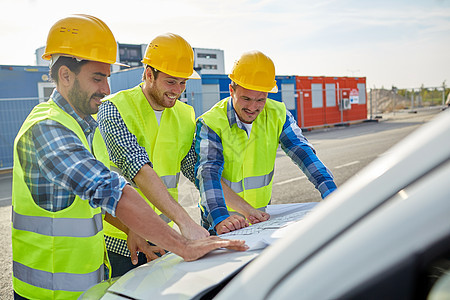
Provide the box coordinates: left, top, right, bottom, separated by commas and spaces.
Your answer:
16, 89, 127, 216
195, 98, 337, 229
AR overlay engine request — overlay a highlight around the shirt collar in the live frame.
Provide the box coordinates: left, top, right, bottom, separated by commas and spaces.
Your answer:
50, 89, 98, 134
227, 97, 238, 128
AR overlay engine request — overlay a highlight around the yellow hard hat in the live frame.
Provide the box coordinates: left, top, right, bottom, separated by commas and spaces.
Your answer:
228, 50, 278, 93
42, 14, 126, 66
142, 33, 200, 79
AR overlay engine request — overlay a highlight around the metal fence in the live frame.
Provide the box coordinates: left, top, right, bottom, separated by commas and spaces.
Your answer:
0, 97, 39, 170
368, 86, 449, 117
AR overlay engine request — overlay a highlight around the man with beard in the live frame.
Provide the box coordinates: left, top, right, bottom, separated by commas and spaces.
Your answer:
11, 16, 247, 299
195, 50, 337, 235
97, 33, 214, 276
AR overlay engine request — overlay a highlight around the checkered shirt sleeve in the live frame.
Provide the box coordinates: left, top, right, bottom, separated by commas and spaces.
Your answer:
105, 235, 131, 257
97, 101, 152, 182
180, 140, 197, 183
194, 118, 230, 230
16, 90, 127, 215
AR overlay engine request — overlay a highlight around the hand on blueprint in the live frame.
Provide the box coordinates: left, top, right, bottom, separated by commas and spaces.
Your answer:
127, 230, 167, 265
182, 237, 249, 261
245, 209, 270, 225
216, 215, 249, 235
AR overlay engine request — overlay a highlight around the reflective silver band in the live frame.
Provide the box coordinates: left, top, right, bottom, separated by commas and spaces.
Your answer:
111, 165, 179, 190
13, 261, 103, 292
222, 178, 244, 194
159, 213, 171, 223
160, 173, 180, 189
222, 170, 274, 194
12, 210, 102, 238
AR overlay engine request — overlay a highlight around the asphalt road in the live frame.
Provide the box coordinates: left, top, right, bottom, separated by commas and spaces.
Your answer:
271, 110, 441, 204
0, 107, 443, 298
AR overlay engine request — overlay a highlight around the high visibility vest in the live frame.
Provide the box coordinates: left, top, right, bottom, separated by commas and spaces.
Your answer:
103, 84, 195, 240
11, 100, 111, 299
201, 97, 286, 210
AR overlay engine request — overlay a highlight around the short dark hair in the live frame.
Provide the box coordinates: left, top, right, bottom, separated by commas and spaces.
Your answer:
49, 56, 89, 84
230, 81, 240, 91
142, 65, 159, 81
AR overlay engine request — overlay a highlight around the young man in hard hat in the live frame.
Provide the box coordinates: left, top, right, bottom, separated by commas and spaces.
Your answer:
195, 50, 337, 235
96, 33, 211, 276
11, 15, 246, 299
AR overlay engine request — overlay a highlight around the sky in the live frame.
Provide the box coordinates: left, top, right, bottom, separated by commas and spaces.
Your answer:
1, 0, 449, 89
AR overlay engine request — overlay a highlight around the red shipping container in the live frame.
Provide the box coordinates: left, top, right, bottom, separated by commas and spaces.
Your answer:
296, 76, 367, 128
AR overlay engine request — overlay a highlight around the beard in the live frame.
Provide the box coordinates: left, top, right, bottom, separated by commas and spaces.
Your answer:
68, 79, 104, 117
147, 84, 177, 109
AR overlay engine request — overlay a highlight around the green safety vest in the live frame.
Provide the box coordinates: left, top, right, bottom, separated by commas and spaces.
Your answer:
201, 97, 286, 210
11, 100, 111, 299
103, 84, 195, 240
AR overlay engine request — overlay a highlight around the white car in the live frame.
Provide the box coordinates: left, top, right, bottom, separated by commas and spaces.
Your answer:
83, 109, 450, 299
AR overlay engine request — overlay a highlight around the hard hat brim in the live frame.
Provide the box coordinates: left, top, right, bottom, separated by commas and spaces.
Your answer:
44, 53, 129, 68
229, 74, 278, 93
114, 62, 130, 68
189, 70, 201, 79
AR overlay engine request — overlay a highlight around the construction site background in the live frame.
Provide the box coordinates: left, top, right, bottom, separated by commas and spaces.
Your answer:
368, 85, 450, 118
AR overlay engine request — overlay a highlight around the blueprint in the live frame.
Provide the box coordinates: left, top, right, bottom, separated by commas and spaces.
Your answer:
220, 202, 319, 250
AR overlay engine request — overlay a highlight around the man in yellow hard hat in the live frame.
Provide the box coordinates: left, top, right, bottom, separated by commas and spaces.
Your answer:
11, 15, 246, 299
96, 33, 211, 276
195, 50, 337, 235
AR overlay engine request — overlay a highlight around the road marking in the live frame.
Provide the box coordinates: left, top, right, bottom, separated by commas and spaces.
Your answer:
0, 197, 11, 207
0, 175, 12, 181
274, 176, 306, 186
334, 161, 360, 169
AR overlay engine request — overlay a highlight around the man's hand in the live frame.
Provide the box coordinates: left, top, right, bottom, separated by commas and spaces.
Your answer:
181, 237, 248, 261
127, 230, 166, 265
245, 209, 270, 225
220, 181, 269, 227
179, 221, 210, 240
116, 185, 247, 264
215, 215, 249, 235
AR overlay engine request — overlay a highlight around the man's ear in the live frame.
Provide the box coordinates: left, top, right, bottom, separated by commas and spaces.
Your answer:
145, 67, 153, 82
58, 65, 73, 87
229, 84, 236, 98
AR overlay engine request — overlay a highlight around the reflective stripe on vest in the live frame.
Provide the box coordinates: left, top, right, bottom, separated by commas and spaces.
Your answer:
222, 170, 274, 194
111, 165, 179, 190
12, 210, 102, 238
160, 173, 180, 189
13, 261, 104, 293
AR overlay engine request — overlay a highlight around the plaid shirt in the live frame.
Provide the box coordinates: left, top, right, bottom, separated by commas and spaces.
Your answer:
16, 89, 127, 216
195, 97, 337, 230
97, 99, 197, 256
